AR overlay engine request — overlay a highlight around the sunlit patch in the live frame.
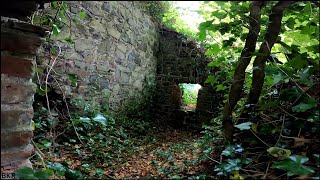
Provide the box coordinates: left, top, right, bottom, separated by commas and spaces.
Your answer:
178, 83, 202, 111
172, 1, 204, 32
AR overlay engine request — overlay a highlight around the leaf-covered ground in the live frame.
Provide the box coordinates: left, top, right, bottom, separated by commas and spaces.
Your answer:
35, 126, 217, 179
104, 129, 211, 179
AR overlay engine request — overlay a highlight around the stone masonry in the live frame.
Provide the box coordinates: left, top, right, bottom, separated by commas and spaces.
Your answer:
0, 1, 222, 175
37, 1, 159, 112
154, 28, 221, 127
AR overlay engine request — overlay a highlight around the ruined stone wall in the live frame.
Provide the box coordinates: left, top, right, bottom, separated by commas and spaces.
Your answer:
1, 17, 46, 174
38, 1, 159, 112
155, 28, 221, 126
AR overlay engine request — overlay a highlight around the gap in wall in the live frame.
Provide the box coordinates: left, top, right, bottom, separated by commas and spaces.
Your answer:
178, 83, 202, 111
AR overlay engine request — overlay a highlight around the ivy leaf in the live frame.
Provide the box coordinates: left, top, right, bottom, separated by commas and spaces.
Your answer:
292, 97, 317, 112
285, 17, 295, 29
287, 55, 308, 70
272, 73, 285, 86
198, 20, 213, 31
16, 167, 36, 179
230, 170, 244, 180
206, 44, 221, 55
198, 30, 206, 41
216, 84, 227, 91
169, 175, 181, 179
221, 144, 243, 157
79, 117, 91, 124
212, 10, 227, 19
79, 11, 86, 19
36, 86, 51, 96
267, 147, 291, 158
40, 139, 52, 148
51, 1, 59, 9
34, 169, 54, 179
68, 74, 77, 87
302, 2, 311, 16
64, 37, 74, 44
242, 158, 252, 165
222, 146, 234, 157
234, 122, 252, 130
205, 75, 217, 86
47, 162, 66, 176
92, 113, 107, 126
52, 24, 61, 36
298, 67, 314, 86
272, 155, 315, 176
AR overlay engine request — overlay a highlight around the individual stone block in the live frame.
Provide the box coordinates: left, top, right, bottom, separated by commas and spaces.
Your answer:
1, 55, 34, 78
1, 131, 33, 149
1, 105, 33, 129
1, 30, 43, 55
1, 75, 35, 104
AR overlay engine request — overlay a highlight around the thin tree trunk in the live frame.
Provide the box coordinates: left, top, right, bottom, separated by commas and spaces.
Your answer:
222, 1, 268, 143
245, 1, 296, 110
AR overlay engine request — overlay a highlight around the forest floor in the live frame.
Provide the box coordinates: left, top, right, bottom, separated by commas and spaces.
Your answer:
103, 128, 214, 179
40, 126, 217, 179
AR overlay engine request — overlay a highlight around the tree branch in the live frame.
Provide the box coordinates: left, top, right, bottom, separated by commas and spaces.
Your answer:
222, 1, 268, 143
245, 1, 296, 109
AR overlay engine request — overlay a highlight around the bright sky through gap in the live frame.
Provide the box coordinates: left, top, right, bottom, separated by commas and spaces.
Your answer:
172, 1, 204, 32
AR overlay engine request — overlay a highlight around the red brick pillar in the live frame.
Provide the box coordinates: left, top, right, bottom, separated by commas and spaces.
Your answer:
1, 17, 46, 176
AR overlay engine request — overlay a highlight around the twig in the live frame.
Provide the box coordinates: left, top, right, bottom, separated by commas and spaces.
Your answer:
241, 168, 263, 173
31, 140, 47, 168
203, 154, 220, 164
275, 173, 287, 179
275, 114, 285, 146
297, 128, 302, 137
260, 112, 277, 127
51, 74, 83, 144
262, 160, 271, 179
278, 107, 304, 120
44, 42, 61, 116
250, 129, 271, 147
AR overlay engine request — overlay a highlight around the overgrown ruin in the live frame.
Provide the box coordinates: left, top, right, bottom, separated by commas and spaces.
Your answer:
1, 1, 222, 174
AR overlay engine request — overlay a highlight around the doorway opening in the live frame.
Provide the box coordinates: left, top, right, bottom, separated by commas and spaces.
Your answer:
178, 83, 202, 111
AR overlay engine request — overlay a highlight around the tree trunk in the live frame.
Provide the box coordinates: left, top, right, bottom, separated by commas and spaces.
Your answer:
243, 1, 296, 114
222, 1, 268, 143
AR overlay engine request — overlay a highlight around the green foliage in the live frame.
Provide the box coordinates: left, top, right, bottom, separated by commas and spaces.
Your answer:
144, 1, 171, 24
28, 1, 319, 179
16, 167, 54, 179
179, 84, 199, 106
267, 147, 291, 158
291, 96, 317, 112
234, 122, 252, 131
79, 11, 86, 19
272, 155, 315, 176
215, 144, 251, 177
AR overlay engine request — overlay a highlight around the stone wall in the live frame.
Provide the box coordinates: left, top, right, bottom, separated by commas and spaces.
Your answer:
37, 1, 159, 112
1, 17, 46, 174
154, 28, 221, 127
